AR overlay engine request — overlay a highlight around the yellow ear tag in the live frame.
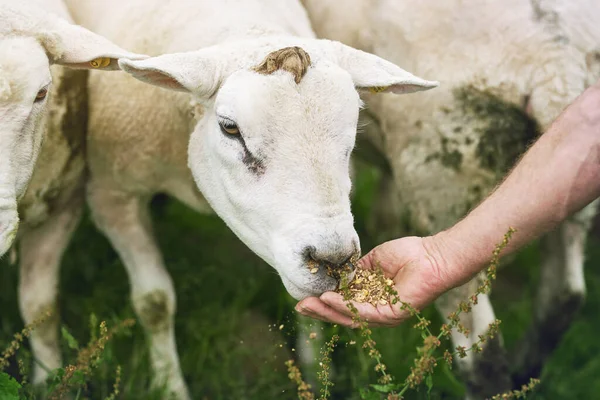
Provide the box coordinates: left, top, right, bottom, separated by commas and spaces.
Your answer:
89, 57, 111, 68
369, 86, 389, 93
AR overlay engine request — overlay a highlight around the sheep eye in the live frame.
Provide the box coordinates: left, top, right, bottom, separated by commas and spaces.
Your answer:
219, 120, 240, 136
34, 88, 48, 102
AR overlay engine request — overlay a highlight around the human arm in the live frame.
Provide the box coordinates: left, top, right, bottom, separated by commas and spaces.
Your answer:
296, 80, 600, 327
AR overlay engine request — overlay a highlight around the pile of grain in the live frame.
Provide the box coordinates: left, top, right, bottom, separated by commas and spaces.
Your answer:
307, 255, 395, 307
338, 268, 395, 306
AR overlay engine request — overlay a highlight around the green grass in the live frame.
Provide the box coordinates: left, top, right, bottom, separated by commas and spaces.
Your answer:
1, 162, 599, 399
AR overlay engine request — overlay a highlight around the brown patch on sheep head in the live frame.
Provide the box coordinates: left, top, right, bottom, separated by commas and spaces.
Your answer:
253, 46, 312, 84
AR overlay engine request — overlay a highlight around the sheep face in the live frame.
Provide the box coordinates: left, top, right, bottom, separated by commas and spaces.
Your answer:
119, 39, 438, 299
199, 63, 362, 300
0, 2, 146, 257
0, 38, 51, 256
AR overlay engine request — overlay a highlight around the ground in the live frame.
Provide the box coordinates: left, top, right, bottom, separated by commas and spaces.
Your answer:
1, 162, 599, 399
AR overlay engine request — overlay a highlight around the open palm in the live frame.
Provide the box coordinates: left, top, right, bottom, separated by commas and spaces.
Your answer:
296, 236, 450, 327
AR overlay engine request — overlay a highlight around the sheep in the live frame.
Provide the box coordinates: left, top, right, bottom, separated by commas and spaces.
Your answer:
0, 0, 145, 386
56, 0, 438, 397
0, 0, 145, 255
302, 0, 600, 397
531, 0, 600, 84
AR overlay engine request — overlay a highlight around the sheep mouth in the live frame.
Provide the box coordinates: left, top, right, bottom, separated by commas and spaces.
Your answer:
305, 253, 359, 289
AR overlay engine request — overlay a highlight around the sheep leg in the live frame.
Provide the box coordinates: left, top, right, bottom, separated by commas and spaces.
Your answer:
435, 278, 511, 400
18, 197, 83, 386
511, 201, 598, 386
87, 188, 189, 400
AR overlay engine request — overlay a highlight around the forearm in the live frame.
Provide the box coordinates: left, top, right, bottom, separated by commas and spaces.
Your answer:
428, 82, 600, 289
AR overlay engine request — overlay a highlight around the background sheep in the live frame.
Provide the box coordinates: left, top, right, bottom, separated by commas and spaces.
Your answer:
0, 0, 142, 256
0, 0, 144, 386
302, 0, 600, 397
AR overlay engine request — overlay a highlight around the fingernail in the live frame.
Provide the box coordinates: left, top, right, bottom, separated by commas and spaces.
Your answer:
319, 294, 331, 303
295, 305, 311, 314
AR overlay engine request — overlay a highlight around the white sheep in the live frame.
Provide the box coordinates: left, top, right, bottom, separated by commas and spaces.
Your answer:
57, 0, 438, 398
302, 0, 600, 397
0, 0, 144, 386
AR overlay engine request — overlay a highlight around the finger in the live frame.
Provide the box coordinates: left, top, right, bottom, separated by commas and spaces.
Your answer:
296, 297, 356, 328
296, 297, 397, 328
320, 291, 385, 323
296, 308, 331, 324
320, 292, 409, 327
300, 306, 356, 328
357, 252, 374, 270
297, 297, 400, 328
317, 292, 356, 318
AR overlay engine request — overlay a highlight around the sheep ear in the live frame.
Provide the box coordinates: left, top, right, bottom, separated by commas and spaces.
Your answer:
118, 51, 221, 96
47, 22, 147, 70
0, 2, 145, 70
327, 41, 439, 94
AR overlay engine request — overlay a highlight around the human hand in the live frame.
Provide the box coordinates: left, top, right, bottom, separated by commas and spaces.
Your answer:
295, 236, 453, 327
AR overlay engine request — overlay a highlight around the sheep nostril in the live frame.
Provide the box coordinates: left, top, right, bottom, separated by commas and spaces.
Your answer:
310, 250, 355, 268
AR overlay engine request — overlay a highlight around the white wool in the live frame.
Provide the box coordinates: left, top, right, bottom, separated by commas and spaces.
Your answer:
0, 68, 11, 101
1, 0, 147, 392
0, 2, 55, 36
304, 0, 598, 234
0, 2, 65, 60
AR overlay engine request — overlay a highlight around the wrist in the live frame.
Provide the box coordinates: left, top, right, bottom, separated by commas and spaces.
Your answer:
422, 227, 484, 292
421, 232, 464, 293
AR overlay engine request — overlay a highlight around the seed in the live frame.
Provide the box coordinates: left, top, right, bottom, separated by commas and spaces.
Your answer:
336, 266, 398, 307
310, 268, 318, 274
279, 324, 284, 330
309, 332, 317, 339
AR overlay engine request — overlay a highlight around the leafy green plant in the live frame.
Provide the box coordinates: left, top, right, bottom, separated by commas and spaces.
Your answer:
3, 189, 596, 399
0, 315, 134, 400
0, 372, 21, 400
317, 334, 339, 400
285, 359, 314, 400
0, 308, 52, 372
